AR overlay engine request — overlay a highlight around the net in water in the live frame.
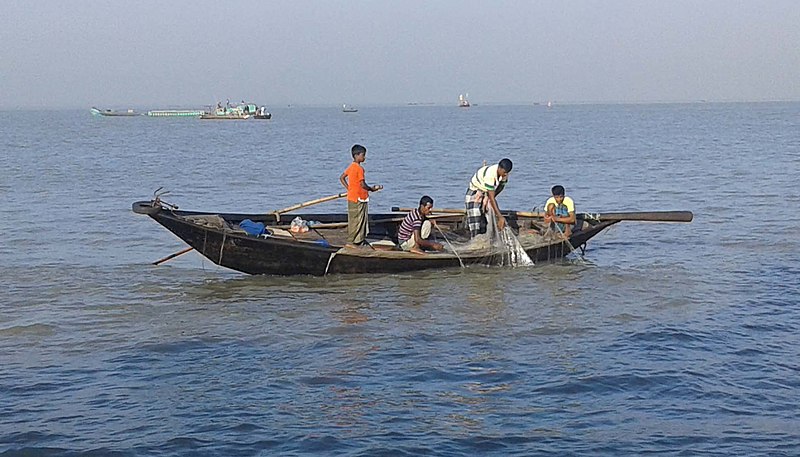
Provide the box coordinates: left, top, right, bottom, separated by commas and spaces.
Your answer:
445, 210, 534, 267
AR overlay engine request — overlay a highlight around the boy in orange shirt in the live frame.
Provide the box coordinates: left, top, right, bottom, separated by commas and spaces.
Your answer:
339, 144, 383, 248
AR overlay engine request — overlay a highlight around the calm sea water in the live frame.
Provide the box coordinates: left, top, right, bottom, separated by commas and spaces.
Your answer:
1, 103, 798, 456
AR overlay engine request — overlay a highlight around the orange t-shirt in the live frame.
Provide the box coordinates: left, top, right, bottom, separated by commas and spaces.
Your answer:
344, 162, 368, 202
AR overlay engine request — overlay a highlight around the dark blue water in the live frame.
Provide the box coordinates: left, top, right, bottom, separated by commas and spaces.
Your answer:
1, 103, 799, 456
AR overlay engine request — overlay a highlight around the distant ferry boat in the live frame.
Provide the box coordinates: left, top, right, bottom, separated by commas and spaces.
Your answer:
458, 93, 470, 108
342, 104, 358, 113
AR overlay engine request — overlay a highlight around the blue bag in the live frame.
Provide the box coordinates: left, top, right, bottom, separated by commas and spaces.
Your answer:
239, 219, 267, 236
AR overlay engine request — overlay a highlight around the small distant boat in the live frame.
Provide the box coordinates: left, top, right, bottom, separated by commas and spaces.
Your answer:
253, 106, 272, 120
458, 93, 470, 108
91, 107, 141, 117
342, 104, 358, 113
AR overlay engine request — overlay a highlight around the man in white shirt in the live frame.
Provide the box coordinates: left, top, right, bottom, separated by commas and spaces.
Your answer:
464, 158, 512, 237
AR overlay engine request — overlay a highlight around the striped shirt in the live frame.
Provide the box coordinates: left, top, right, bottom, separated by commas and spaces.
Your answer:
397, 208, 424, 242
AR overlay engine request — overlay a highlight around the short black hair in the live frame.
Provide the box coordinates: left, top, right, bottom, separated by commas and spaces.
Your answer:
419, 195, 434, 207
551, 185, 565, 196
499, 158, 513, 172
351, 144, 366, 157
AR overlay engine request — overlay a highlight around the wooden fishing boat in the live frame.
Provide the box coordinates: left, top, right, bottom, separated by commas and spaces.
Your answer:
132, 196, 692, 276
91, 107, 141, 117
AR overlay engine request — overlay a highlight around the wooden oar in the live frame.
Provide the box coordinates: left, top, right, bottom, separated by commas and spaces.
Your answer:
272, 192, 347, 222
152, 192, 348, 266
583, 211, 693, 222
152, 246, 194, 266
391, 207, 693, 223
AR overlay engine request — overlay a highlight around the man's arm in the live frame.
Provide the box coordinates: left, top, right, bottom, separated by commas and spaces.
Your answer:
544, 202, 556, 224
413, 229, 443, 252
487, 190, 506, 230
361, 180, 383, 192
339, 172, 348, 190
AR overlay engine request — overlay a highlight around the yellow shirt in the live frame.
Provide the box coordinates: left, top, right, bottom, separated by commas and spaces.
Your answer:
545, 196, 575, 214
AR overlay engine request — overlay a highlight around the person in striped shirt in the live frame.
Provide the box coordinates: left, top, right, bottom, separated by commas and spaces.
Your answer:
397, 196, 444, 254
465, 158, 512, 237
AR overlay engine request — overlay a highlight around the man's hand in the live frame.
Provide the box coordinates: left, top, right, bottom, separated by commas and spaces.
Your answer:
497, 215, 507, 231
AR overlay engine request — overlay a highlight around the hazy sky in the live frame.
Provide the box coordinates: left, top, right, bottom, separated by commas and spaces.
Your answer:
2, 1, 799, 109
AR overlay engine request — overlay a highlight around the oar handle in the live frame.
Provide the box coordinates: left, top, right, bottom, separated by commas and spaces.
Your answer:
153, 246, 194, 265
584, 211, 694, 222
391, 207, 546, 218
272, 192, 347, 222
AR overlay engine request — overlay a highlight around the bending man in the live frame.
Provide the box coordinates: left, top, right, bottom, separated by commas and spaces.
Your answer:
465, 158, 513, 237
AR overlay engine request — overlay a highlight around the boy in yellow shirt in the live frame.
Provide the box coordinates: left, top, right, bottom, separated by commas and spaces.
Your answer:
544, 185, 576, 238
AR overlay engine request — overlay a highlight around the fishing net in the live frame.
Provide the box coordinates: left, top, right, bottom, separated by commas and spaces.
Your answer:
442, 208, 534, 267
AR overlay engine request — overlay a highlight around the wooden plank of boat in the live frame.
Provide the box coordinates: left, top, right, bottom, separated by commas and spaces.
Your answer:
391, 207, 693, 223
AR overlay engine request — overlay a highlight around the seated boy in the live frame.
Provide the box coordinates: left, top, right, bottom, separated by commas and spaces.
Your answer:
544, 185, 576, 238
397, 196, 444, 254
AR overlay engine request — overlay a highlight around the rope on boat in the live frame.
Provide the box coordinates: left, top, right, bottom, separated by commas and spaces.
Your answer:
551, 221, 585, 264
200, 230, 208, 272
218, 232, 226, 265
324, 251, 338, 276
435, 224, 465, 269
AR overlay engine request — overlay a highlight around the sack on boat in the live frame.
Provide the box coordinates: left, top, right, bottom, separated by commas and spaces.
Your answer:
290, 217, 309, 233
239, 219, 267, 236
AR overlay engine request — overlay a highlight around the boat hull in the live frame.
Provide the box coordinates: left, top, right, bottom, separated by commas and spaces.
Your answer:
134, 201, 615, 276
199, 114, 251, 120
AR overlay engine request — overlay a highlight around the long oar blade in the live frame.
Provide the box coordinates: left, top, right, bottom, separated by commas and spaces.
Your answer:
152, 247, 194, 266
587, 211, 693, 222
